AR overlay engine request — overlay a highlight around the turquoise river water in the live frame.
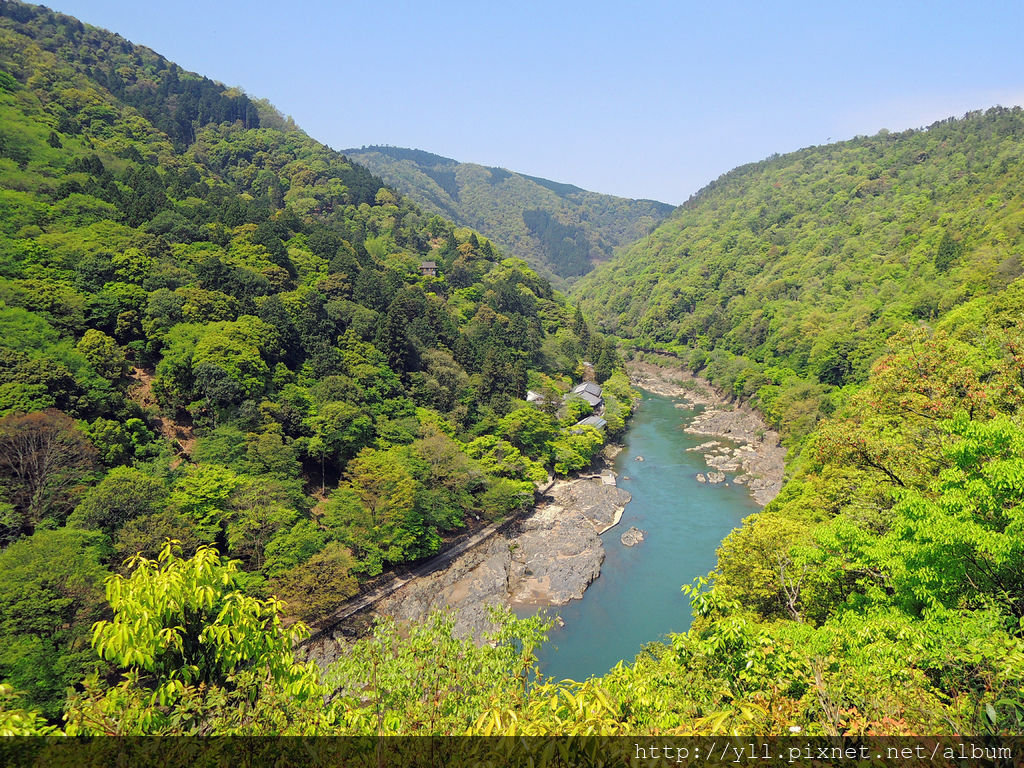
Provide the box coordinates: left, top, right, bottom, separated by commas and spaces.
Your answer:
528, 391, 761, 682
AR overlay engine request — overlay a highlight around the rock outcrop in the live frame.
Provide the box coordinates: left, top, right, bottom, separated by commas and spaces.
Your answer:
346, 477, 632, 646
620, 526, 646, 547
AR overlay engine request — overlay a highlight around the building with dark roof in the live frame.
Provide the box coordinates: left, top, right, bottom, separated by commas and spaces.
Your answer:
569, 381, 603, 408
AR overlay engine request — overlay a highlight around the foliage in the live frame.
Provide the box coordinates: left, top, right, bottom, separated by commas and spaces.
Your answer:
0, 409, 98, 540
0, 528, 109, 720
579, 107, 1024, 449
64, 542, 329, 735
327, 608, 552, 734
344, 146, 673, 284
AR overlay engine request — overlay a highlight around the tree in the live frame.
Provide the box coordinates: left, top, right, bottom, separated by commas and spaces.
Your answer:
934, 231, 961, 272
0, 528, 109, 720
166, 464, 243, 542
305, 401, 374, 492
68, 466, 167, 535
270, 542, 359, 622
0, 410, 98, 541
64, 543, 329, 735
323, 447, 422, 572
75, 329, 128, 380
326, 609, 551, 735
497, 407, 557, 461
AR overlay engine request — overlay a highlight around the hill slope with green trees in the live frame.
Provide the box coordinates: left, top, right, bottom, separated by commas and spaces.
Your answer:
576, 110, 1024, 447
343, 145, 674, 283
0, 0, 633, 722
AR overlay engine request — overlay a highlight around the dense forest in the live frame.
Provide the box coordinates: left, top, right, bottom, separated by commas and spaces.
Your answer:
0, 0, 634, 729
1, 0, 1023, 746
343, 145, 673, 283
576, 111, 1024, 450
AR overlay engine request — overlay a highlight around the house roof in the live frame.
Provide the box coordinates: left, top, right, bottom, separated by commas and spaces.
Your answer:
575, 415, 607, 430
572, 392, 603, 407
572, 382, 602, 397
420, 261, 437, 268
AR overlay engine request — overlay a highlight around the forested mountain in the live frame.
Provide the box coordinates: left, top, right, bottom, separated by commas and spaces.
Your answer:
0, 0, 632, 724
343, 145, 673, 283
576, 110, 1024, 446
550, 110, 1024, 736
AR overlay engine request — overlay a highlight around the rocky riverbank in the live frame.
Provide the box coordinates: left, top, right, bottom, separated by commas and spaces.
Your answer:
301, 474, 633, 661
626, 360, 786, 506
375, 477, 630, 638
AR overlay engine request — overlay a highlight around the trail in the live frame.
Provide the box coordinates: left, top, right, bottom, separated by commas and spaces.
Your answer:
128, 367, 196, 462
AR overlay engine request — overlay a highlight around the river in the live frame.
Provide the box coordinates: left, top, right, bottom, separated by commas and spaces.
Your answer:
528, 391, 761, 682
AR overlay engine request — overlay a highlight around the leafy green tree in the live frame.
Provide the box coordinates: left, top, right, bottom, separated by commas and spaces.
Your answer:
550, 426, 603, 476
114, 510, 204, 566
304, 400, 374, 491
84, 417, 159, 467
934, 231, 961, 272
322, 447, 422, 573
68, 466, 167, 535
477, 477, 534, 520
270, 542, 359, 622
864, 415, 1024, 618
166, 464, 243, 541
224, 478, 297, 570
244, 427, 301, 479
64, 543, 329, 735
497, 407, 557, 461
465, 434, 547, 483
262, 519, 327, 578
75, 329, 129, 380
326, 609, 552, 735
0, 528, 109, 720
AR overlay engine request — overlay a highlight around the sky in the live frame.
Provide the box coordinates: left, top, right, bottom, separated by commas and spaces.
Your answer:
47, 0, 1024, 205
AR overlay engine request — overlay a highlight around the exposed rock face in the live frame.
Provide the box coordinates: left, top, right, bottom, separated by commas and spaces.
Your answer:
547, 479, 632, 534
620, 526, 646, 547
342, 477, 633, 647
507, 504, 604, 605
373, 535, 515, 641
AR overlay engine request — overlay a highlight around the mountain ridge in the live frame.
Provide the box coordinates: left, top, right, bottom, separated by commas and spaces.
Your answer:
343, 144, 674, 283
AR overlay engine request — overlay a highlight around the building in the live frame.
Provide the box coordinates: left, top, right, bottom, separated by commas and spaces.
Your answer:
420, 261, 438, 277
570, 381, 603, 408
572, 415, 607, 433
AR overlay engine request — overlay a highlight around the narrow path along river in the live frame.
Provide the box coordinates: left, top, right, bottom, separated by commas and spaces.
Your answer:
527, 391, 761, 682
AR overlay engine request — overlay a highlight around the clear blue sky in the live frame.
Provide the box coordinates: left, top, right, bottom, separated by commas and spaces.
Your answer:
48, 0, 1024, 205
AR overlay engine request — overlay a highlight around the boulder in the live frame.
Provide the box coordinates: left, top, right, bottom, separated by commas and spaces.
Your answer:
620, 526, 646, 547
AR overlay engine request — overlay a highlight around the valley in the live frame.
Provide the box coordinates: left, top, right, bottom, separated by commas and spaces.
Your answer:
1, 0, 1023, 746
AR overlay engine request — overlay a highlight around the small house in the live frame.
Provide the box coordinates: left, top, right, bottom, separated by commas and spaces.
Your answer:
570, 381, 603, 408
420, 261, 438, 277
572, 415, 607, 433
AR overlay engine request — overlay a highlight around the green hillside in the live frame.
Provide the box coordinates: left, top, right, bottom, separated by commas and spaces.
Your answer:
0, 0, 631, 725
553, 111, 1024, 735
576, 110, 1024, 443
343, 145, 673, 283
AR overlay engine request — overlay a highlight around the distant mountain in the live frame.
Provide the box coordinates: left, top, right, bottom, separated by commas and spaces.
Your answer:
342, 146, 674, 283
